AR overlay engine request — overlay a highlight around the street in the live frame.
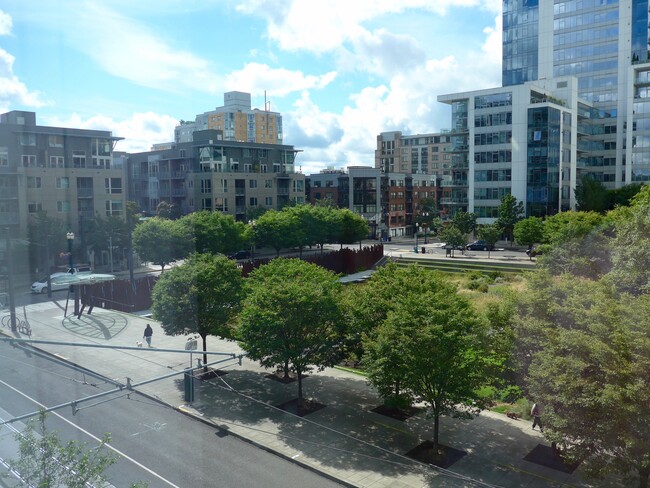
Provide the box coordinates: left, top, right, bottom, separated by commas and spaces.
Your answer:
0, 341, 343, 487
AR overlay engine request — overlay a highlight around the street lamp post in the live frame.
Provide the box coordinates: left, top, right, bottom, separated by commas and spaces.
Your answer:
66, 231, 75, 270
66, 231, 79, 316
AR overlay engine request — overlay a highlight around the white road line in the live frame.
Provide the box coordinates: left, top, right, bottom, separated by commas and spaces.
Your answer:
0, 378, 181, 487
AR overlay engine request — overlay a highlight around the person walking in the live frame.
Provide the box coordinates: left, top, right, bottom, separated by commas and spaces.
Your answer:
143, 324, 153, 348
531, 403, 543, 432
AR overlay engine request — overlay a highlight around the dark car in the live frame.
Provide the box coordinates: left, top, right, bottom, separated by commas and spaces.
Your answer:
465, 240, 494, 251
227, 250, 251, 260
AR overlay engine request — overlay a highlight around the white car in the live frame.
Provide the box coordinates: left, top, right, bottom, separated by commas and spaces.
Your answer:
31, 273, 76, 294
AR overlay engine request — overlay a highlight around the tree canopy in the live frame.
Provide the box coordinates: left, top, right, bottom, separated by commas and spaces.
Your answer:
495, 194, 525, 244
179, 211, 247, 256
132, 217, 189, 271
515, 273, 650, 488
237, 259, 343, 406
151, 253, 245, 369
362, 266, 493, 452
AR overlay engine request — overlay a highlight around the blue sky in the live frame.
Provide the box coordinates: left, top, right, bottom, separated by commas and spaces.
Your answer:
0, 0, 502, 174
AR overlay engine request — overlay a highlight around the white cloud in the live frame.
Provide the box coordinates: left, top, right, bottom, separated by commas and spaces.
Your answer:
0, 10, 12, 36
225, 63, 337, 98
0, 48, 46, 112
287, 12, 502, 174
42, 112, 179, 153
236, 0, 501, 54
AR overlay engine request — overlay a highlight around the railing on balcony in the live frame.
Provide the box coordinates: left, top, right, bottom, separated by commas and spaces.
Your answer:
440, 179, 469, 187
77, 188, 94, 198
440, 197, 469, 205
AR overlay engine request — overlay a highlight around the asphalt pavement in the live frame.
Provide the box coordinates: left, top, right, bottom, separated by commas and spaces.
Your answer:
0, 246, 625, 488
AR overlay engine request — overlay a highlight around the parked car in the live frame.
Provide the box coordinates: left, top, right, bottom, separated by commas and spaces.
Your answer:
465, 240, 494, 251
227, 250, 251, 260
31, 273, 75, 294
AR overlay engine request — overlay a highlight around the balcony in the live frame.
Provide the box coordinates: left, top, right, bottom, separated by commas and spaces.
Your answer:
443, 145, 469, 153
77, 188, 94, 198
440, 197, 468, 205
440, 179, 469, 187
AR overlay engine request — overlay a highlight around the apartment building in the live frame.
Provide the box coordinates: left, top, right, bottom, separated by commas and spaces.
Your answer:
175, 91, 282, 145
128, 129, 304, 220
307, 166, 439, 239
0, 110, 125, 238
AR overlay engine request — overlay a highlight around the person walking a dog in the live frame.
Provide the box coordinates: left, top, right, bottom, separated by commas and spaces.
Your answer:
143, 324, 153, 348
531, 403, 543, 432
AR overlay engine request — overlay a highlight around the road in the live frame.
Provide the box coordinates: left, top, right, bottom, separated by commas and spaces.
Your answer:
0, 341, 343, 487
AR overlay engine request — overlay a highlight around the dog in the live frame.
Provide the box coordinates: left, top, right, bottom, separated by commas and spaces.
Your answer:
136, 341, 143, 348
506, 411, 520, 420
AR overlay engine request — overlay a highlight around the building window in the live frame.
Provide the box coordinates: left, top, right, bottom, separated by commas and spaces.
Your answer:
201, 198, 212, 210
0, 148, 8, 166
73, 151, 86, 168
249, 179, 258, 188
105, 200, 123, 216
201, 179, 212, 193
49, 135, 64, 147
56, 177, 70, 189
215, 197, 228, 212
249, 197, 258, 206
265, 196, 273, 206
265, 179, 273, 188
50, 156, 65, 168
21, 155, 37, 167
20, 133, 36, 146
28, 202, 42, 213
105, 178, 122, 194
57, 201, 70, 213
27, 177, 41, 188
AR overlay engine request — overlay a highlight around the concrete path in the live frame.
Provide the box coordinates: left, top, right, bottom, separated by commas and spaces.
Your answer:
0, 300, 623, 488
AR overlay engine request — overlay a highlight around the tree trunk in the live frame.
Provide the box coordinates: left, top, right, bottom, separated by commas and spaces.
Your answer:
283, 359, 290, 378
299, 246, 303, 258
201, 334, 208, 372
432, 411, 440, 453
638, 466, 650, 488
297, 369, 304, 408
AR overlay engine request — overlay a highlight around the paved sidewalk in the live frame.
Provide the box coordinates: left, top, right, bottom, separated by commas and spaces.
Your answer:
1, 302, 621, 488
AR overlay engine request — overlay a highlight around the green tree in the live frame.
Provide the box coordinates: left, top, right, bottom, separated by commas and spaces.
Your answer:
132, 217, 189, 271
6, 411, 118, 488
478, 223, 502, 258
337, 209, 369, 248
152, 253, 244, 370
451, 210, 477, 237
606, 185, 650, 295
254, 209, 302, 257
84, 214, 129, 268
542, 210, 605, 246
237, 259, 343, 406
179, 211, 247, 255
440, 225, 465, 257
575, 175, 609, 213
608, 183, 643, 209
495, 194, 525, 245
514, 217, 544, 260
536, 211, 611, 279
362, 270, 492, 453
519, 275, 650, 488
